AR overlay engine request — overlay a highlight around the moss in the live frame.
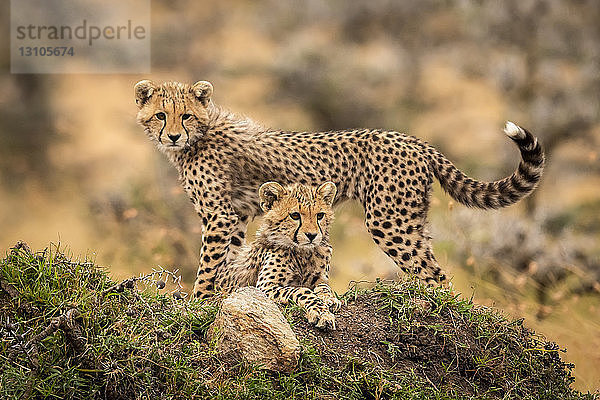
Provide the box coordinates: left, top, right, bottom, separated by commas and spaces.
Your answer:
0, 243, 595, 400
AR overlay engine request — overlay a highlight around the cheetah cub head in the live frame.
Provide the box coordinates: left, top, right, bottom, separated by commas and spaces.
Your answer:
134, 80, 214, 153
258, 182, 337, 249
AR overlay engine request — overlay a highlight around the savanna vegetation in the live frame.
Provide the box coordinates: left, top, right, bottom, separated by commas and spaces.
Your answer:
1, 243, 595, 399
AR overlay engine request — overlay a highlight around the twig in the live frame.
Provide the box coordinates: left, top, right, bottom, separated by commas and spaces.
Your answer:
101, 266, 188, 299
0, 280, 20, 298
0, 280, 38, 315
25, 308, 85, 369
10, 241, 32, 255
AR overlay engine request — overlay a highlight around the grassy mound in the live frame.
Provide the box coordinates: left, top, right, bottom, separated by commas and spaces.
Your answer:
0, 243, 595, 400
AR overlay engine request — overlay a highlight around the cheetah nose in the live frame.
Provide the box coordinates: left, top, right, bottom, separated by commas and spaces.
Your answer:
168, 134, 181, 143
305, 232, 317, 242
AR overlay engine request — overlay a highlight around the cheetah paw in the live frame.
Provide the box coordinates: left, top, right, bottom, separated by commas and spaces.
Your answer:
306, 308, 336, 330
324, 295, 342, 312
315, 291, 342, 312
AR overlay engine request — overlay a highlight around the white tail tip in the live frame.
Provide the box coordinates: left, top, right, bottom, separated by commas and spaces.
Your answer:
504, 121, 526, 139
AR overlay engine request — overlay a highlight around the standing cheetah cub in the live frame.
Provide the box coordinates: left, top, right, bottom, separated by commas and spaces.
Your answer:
134, 80, 545, 299
215, 181, 341, 330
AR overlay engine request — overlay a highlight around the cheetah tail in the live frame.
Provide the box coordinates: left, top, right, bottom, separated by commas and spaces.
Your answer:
427, 122, 545, 209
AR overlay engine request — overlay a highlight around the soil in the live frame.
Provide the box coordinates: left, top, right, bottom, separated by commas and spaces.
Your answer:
291, 291, 504, 395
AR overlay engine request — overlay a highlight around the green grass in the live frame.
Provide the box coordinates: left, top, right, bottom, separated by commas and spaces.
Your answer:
0, 243, 596, 399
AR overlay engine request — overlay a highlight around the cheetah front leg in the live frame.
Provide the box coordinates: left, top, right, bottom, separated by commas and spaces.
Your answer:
309, 246, 341, 312
262, 285, 336, 330
226, 214, 248, 263
256, 262, 336, 330
193, 205, 238, 299
313, 282, 341, 313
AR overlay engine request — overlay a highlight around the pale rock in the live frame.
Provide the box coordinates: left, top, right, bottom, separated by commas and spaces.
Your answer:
208, 287, 301, 372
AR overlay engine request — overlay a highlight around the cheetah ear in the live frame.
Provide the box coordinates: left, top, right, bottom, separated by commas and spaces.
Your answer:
259, 182, 286, 212
317, 181, 337, 206
191, 80, 214, 107
134, 80, 156, 108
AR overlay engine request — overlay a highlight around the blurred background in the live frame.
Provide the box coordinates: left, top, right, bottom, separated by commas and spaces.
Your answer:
1, 0, 599, 391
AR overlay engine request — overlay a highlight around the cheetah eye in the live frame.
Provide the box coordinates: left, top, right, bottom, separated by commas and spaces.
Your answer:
182, 113, 192, 120
289, 212, 301, 220
317, 212, 325, 220
155, 112, 166, 120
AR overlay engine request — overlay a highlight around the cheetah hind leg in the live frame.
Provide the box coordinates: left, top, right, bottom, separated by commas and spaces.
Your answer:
363, 203, 446, 284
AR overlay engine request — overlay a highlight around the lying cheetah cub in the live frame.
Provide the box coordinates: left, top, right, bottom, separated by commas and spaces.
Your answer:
215, 181, 341, 330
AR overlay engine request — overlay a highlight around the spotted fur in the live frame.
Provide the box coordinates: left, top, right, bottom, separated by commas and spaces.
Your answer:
215, 181, 341, 329
134, 80, 545, 298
